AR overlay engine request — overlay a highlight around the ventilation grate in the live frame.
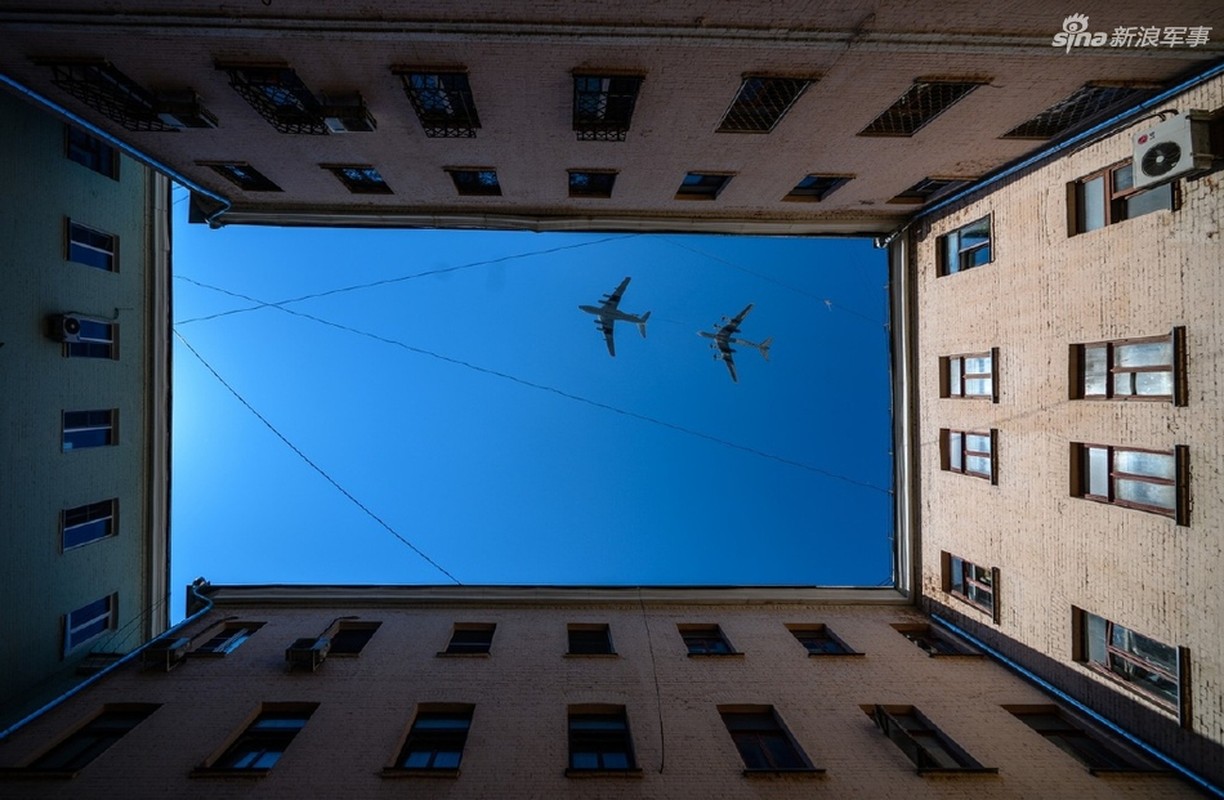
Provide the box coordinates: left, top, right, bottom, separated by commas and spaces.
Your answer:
860, 81, 984, 137
717, 77, 812, 133
1001, 84, 1143, 140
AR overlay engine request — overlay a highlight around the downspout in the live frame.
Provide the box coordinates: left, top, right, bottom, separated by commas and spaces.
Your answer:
0, 579, 216, 743
0, 72, 232, 226
931, 613, 1224, 799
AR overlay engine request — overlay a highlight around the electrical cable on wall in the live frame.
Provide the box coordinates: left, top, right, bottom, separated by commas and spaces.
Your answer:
637, 588, 666, 774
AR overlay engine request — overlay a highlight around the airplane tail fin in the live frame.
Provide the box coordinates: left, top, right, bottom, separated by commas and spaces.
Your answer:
758, 336, 773, 362
637, 311, 651, 338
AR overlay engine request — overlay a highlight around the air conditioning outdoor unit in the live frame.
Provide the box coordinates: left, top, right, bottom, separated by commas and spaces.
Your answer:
142, 637, 191, 671
49, 314, 83, 343
285, 637, 331, 671
1132, 111, 1215, 189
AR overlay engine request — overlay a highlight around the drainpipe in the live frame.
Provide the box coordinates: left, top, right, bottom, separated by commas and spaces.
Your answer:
931, 613, 1224, 799
0, 72, 232, 226
0, 579, 216, 743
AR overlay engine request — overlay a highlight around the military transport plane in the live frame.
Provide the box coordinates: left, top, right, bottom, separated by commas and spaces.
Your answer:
578, 276, 651, 357
699, 303, 772, 383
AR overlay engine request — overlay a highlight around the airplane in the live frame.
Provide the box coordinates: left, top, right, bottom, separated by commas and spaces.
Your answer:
578, 276, 651, 357
699, 303, 772, 383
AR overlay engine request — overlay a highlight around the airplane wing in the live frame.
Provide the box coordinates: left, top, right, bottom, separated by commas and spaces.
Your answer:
600, 276, 632, 311
722, 303, 754, 335
601, 317, 616, 357
723, 353, 739, 383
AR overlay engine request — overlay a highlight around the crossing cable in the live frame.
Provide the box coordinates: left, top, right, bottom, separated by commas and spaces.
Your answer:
174, 234, 637, 326
177, 276, 892, 496
174, 329, 463, 584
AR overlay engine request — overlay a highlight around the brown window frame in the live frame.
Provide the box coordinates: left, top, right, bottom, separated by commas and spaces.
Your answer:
868, 705, 995, 773
940, 552, 1000, 622
939, 428, 997, 483
1068, 160, 1178, 235
1072, 609, 1190, 726
939, 349, 998, 401
1070, 443, 1189, 526
719, 706, 821, 774
935, 214, 992, 276
1069, 328, 1186, 405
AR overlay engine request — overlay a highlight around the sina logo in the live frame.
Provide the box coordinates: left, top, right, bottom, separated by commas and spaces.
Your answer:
1052, 14, 1107, 53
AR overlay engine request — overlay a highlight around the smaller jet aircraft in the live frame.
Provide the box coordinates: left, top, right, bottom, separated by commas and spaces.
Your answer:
578, 276, 651, 357
699, 303, 772, 383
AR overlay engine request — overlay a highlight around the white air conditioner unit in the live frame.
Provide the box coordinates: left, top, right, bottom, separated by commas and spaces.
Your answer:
1132, 111, 1215, 189
49, 314, 84, 343
285, 637, 331, 671
142, 637, 191, 671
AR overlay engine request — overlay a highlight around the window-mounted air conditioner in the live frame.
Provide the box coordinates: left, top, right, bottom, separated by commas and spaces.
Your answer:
285, 637, 331, 671
1132, 111, 1215, 190
155, 92, 220, 129
48, 314, 84, 343
321, 94, 377, 133
142, 637, 191, 671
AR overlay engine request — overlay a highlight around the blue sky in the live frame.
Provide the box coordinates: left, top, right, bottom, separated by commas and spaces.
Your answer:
168, 186, 893, 620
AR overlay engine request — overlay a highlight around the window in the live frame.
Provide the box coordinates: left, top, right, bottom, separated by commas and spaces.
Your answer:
195, 622, 262, 655
859, 80, 986, 137
784, 174, 852, 202
787, 624, 857, 655
199, 161, 282, 192
324, 164, 392, 194
328, 621, 380, 655
678, 624, 735, 655
27, 705, 158, 772
568, 708, 636, 772
1070, 443, 1189, 525
939, 350, 997, 401
1075, 609, 1188, 720
572, 74, 643, 141
941, 553, 999, 621
568, 170, 617, 198
447, 168, 501, 196
442, 624, 495, 655
1003, 84, 1143, 140
1070, 329, 1185, 405
65, 125, 118, 179
720, 708, 817, 772
66, 221, 117, 271
716, 76, 812, 133
675, 172, 733, 200
63, 317, 117, 359
394, 707, 473, 770
62, 409, 117, 451
939, 429, 997, 483
64, 595, 115, 655
217, 64, 328, 135
889, 176, 970, 204
1007, 706, 1160, 773
39, 59, 172, 132
936, 215, 991, 275
892, 623, 980, 657
62, 499, 117, 550
568, 624, 614, 655
208, 706, 316, 772
395, 70, 480, 138
870, 705, 995, 773
1070, 160, 1174, 234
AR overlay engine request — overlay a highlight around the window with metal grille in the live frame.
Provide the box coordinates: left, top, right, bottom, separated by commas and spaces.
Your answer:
65, 126, 119, 179
62, 409, 117, 451
62, 499, 117, 550
889, 176, 970, 204
784, 174, 851, 202
447, 168, 501, 196
396, 70, 480, 138
1075, 609, 1188, 719
716, 76, 812, 133
1002, 84, 1143, 139
65, 595, 116, 654
324, 165, 392, 195
568, 170, 617, 198
1070, 160, 1175, 234
199, 162, 282, 192
572, 74, 643, 141
209, 706, 316, 771
67, 221, 117, 271
1008, 707, 1160, 773
28, 705, 158, 772
860, 80, 984, 136
63, 318, 117, 360
870, 706, 995, 773
787, 624, 857, 655
675, 172, 732, 200
395, 707, 473, 770
936, 215, 992, 275
893, 624, 980, 657
941, 553, 999, 620
218, 64, 328, 135
568, 708, 636, 771
39, 60, 174, 132
1070, 443, 1189, 525
678, 624, 736, 655
939, 429, 997, 483
442, 624, 495, 655
568, 624, 614, 655
720, 708, 816, 772
1070, 329, 1185, 405
195, 622, 262, 655
939, 350, 997, 401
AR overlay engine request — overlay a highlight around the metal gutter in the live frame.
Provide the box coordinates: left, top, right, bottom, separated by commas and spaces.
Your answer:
931, 613, 1224, 799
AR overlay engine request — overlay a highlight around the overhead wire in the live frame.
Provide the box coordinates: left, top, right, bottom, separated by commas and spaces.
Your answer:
174, 329, 463, 584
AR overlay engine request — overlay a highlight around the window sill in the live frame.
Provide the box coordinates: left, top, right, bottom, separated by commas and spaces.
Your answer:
381, 767, 460, 779
435, 651, 490, 658
686, 652, 744, 658
0, 768, 79, 780
926, 650, 985, 658
807, 651, 865, 658
946, 592, 996, 620
1089, 766, 1169, 777
742, 767, 826, 777
190, 767, 270, 779
565, 768, 644, 778
1080, 662, 1181, 720
564, 653, 619, 659
916, 766, 999, 776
